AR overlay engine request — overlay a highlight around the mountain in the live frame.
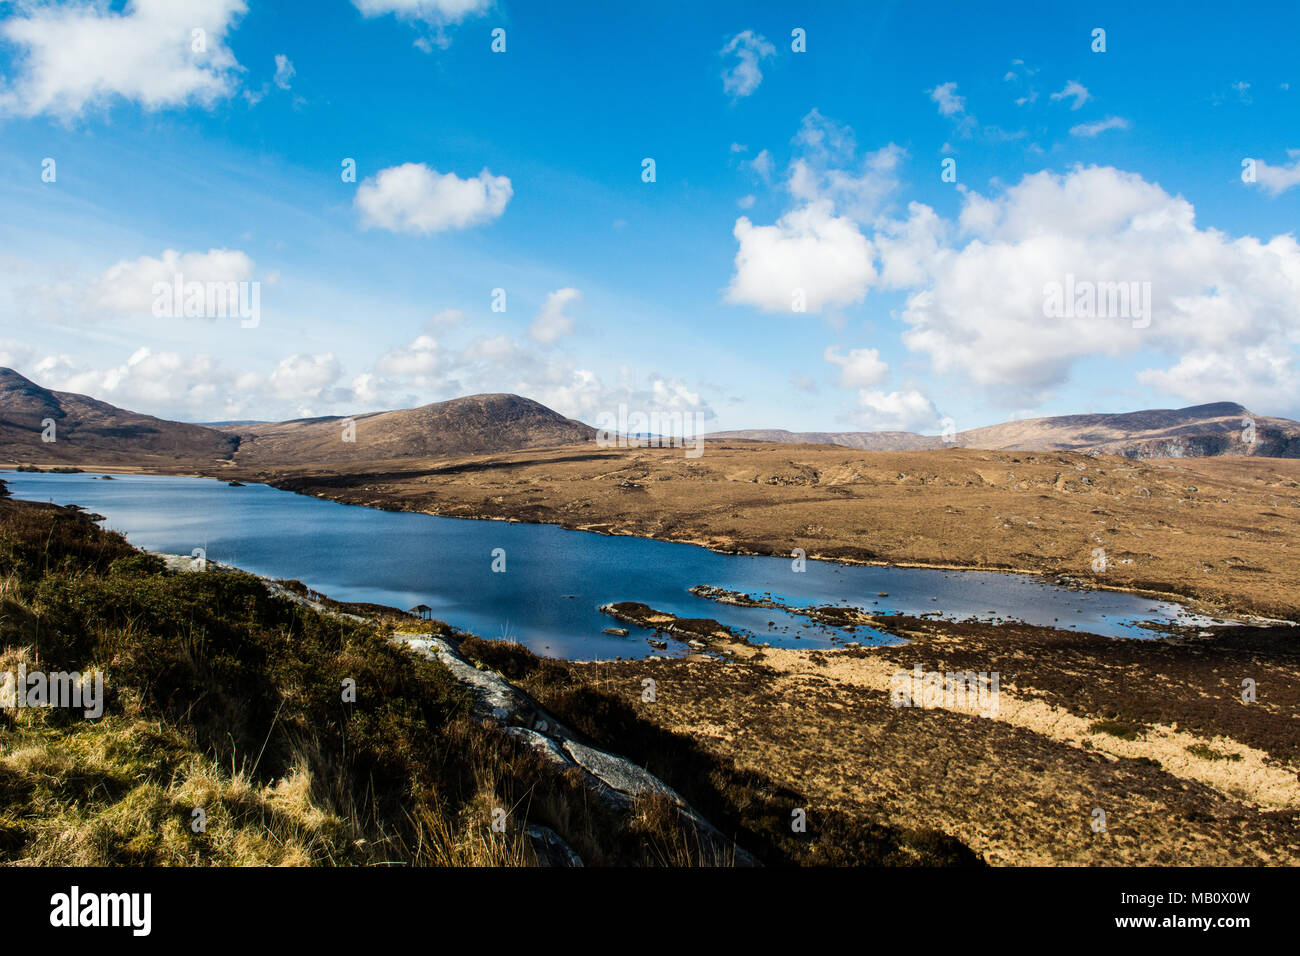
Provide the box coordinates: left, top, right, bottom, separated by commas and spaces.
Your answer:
0, 369, 594, 469
0, 367, 239, 466
2, 367, 1296, 469
221, 393, 596, 466
709, 402, 1300, 459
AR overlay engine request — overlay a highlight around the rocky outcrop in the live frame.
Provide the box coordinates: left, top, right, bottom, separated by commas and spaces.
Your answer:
397, 633, 759, 866
598, 601, 744, 650
526, 824, 584, 867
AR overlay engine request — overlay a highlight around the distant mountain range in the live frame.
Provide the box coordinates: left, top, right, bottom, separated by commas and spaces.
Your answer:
1, 366, 1296, 469
709, 402, 1300, 459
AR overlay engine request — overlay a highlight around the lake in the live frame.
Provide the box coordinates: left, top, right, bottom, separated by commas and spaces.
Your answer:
4, 471, 1228, 659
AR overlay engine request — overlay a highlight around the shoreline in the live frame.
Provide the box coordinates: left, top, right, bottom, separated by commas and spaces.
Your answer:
5, 462, 1294, 629
6, 473, 1299, 865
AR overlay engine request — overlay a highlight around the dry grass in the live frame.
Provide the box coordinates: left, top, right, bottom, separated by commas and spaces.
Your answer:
0, 494, 746, 867
249, 444, 1300, 621
514, 613, 1300, 865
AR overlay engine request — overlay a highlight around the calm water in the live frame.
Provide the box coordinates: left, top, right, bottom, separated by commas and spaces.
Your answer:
5, 472, 1227, 659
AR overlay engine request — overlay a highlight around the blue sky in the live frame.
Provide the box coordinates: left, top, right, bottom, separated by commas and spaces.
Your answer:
1, 0, 1298, 433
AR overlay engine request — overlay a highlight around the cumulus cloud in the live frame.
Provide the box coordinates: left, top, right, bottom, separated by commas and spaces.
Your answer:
724, 111, 904, 314
355, 329, 714, 426
727, 110, 1300, 415
0, 0, 248, 117
528, 288, 581, 343
824, 345, 889, 388
92, 248, 256, 314
355, 163, 512, 234
720, 30, 776, 97
22, 345, 357, 420
1070, 115, 1130, 137
269, 353, 343, 402
15, 319, 723, 427
855, 388, 940, 431
16, 248, 258, 323
374, 335, 438, 378
1250, 151, 1300, 196
787, 111, 906, 221
29, 347, 254, 420
726, 202, 875, 313
1136, 347, 1300, 413
891, 166, 1300, 410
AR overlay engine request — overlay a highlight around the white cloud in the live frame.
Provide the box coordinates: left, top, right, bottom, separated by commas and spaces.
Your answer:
358, 330, 715, 425
374, 334, 438, 378
1070, 116, 1130, 137
273, 54, 295, 90
1251, 151, 1300, 196
92, 248, 255, 314
889, 166, 1300, 410
724, 111, 904, 314
929, 82, 966, 117
824, 345, 889, 388
1050, 80, 1091, 110
1137, 346, 1300, 413
30, 347, 250, 419
352, 0, 490, 22
855, 388, 939, 431
729, 111, 1300, 416
720, 30, 776, 98
726, 202, 875, 314
750, 148, 774, 182
528, 288, 582, 343
0, 0, 248, 118
269, 353, 342, 402
24, 345, 357, 420
0, 339, 36, 371
355, 163, 512, 234
788, 125, 905, 223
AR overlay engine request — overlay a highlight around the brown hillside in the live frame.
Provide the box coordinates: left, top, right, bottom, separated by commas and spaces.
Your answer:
0, 367, 238, 467
710, 402, 1300, 458
223, 393, 595, 466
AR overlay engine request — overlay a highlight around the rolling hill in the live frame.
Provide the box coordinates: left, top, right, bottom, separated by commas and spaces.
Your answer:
710, 402, 1300, 459
220, 393, 596, 466
0, 367, 239, 467
2, 367, 1297, 470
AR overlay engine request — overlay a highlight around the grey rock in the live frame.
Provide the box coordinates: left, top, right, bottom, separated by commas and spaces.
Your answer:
526, 824, 584, 867
504, 726, 573, 770
400, 635, 571, 736
562, 739, 685, 805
